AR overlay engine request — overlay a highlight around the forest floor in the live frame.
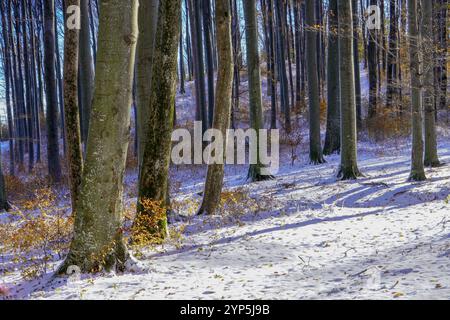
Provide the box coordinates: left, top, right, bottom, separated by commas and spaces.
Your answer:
1, 72, 450, 299
2, 132, 450, 300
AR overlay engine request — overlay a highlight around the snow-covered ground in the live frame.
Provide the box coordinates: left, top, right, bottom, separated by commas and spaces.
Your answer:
3, 135, 450, 300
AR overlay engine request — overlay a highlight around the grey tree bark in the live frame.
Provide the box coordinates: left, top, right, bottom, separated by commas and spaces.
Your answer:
243, 0, 274, 181
79, 0, 95, 147
134, 0, 182, 243
305, 0, 325, 164
408, 0, 426, 181
422, 0, 440, 167
63, 0, 84, 210
337, 0, 361, 180
198, 0, 233, 215
60, 0, 139, 273
43, 0, 62, 183
136, 0, 159, 172
323, 0, 341, 156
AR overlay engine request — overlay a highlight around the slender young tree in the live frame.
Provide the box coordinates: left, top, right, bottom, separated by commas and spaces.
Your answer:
60, 0, 139, 273
367, 0, 378, 120
305, 0, 325, 164
323, 0, 340, 156
134, 0, 182, 242
0, 0, 15, 176
386, 0, 401, 110
198, 0, 234, 215
79, 0, 95, 146
352, 0, 362, 128
338, 0, 361, 180
203, 0, 215, 127
243, 0, 274, 181
63, 0, 83, 209
422, 0, 440, 167
408, 0, 426, 181
43, 0, 62, 183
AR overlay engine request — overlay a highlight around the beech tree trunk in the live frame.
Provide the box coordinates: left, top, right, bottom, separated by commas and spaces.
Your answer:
305, 0, 325, 164
243, 0, 274, 181
198, 0, 233, 215
135, 0, 182, 243
136, 0, 159, 172
338, 0, 361, 180
63, 0, 83, 210
43, 0, 62, 183
323, 0, 340, 156
408, 0, 426, 181
60, 0, 139, 273
423, 0, 440, 167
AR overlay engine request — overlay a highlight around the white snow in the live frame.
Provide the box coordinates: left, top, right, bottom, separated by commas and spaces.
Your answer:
2, 135, 449, 300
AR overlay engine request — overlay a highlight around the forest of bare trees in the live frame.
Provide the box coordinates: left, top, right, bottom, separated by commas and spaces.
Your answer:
0, 0, 449, 301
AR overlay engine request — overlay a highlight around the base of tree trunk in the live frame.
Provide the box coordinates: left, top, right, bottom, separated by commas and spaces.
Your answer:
323, 145, 340, 156
408, 170, 427, 182
0, 201, 11, 212
247, 164, 275, 182
337, 165, 362, 181
424, 159, 441, 168
57, 239, 129, 275
310, 152, 326, 165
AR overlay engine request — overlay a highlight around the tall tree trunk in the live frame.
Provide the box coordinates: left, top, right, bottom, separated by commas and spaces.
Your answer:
136, 0, 159, 172
267, 0, 277, 129
60, 0, 139, 273
408, 0, 426, 181
293, 0, 302, 104
438, 0, 447, 112
0, 0, 15, 176
305, 0, 325, 164
134, 0, 182, 243
79, 0, 95, 147
43, 0, 62, 183
243, 0, 274, 181
203, 0, 215, 128
274, 0, 291, 132
323, 0, 341, 156
423, 0, 440, 167
352, 0, 362, 129
20, 0, 35, 172
386, 0, 400, 110
63, 0, 83, 210
179, 15, 186, 94
338, 0, 361, 180
368, 0, 378, 120
198, 0, 233, 215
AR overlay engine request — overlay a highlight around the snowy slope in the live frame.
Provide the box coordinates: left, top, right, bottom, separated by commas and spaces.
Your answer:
3, 137, 449, 300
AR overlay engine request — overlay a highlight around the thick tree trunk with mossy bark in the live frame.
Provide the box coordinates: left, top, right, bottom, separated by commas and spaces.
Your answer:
136, 0, 159, 172
134, 0, 181, 244
337, 0, 361, 180
43, 0, 62, 183
63, 0, 83, 210
305, 0, 325, 164
198, 0, 234, 215
243, 0, 274, 181
323, 0, 340, 156
408, 0, 426, 181
79, 0, 94, 147
422, 0, 440, 168
59, 0, 138, 273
